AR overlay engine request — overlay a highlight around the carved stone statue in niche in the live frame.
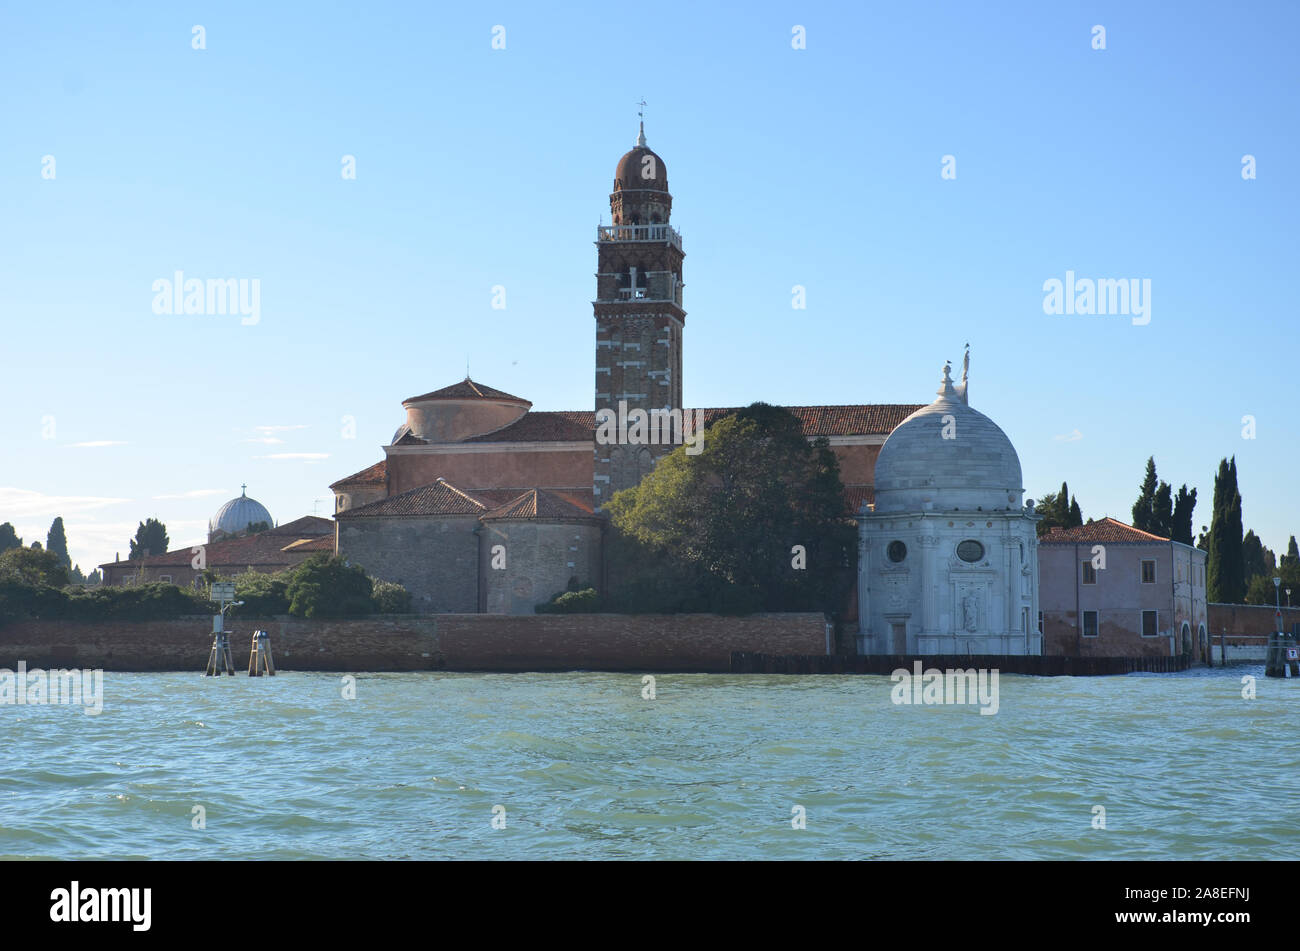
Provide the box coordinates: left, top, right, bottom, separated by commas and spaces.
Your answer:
961, 592, 978, 631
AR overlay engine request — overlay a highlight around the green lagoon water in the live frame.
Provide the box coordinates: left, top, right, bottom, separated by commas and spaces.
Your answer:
1, 667, 1295, 860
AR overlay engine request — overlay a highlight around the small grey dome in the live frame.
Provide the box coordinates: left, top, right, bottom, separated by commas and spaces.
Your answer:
872, 365, 1023, 515
209, 486, 274, 538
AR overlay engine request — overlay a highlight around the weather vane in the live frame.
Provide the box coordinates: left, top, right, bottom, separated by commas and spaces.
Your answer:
636, 98, 646, 120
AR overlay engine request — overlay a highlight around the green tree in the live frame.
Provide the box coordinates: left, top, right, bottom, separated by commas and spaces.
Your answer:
604, 403, 855, 616
128, 518, 169, 559
85, 568, 102, 586
0, 547, 71, 588
1034, 483, 1072, 536
1207, 457, 1246, 603
1132, 457, 1158, 532
1171, 485, 1197, 545
46, 517, 71, 569
0, 523, 21, 553
1282, 536, 1300, 570
1067, 495, 1083, 528
1152, 481, 1173, 538
1242, 530, 1269, 586
228, 570, 291, 616
285, 554, 374, 618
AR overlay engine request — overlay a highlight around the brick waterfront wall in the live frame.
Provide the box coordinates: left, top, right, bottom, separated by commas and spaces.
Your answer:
1208, 603, 1300, 638
0, 613, 827, 672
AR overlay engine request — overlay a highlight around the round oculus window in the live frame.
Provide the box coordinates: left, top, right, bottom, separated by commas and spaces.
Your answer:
887, 540, 907, 563
956, 540, 985, 563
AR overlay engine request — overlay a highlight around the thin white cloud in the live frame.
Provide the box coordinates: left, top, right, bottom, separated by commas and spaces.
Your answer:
1053, 429, 1083, 443
253, 425, 308, 434
69, 440, 128, 448
244, 436, 285, 444
256, 452, 330, 460
0, 487, 130, 518
152, 489, 229, 500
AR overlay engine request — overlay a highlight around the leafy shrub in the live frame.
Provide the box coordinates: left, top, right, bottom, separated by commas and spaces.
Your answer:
285, 554, 374, 618
228, 570, 291, 617
371, 579, 412, 614
0, 548, 70, 588
536, 587, 602, 614
0, 580, 213, 625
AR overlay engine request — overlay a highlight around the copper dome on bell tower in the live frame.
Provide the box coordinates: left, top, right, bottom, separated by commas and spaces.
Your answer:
610, 122, 672, 226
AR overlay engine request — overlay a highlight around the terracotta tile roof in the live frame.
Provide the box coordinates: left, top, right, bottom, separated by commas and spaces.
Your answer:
1041, 517, 1170, 544
403, 377, 530, 406
99, 529, 320, 570
462, 411, 596, 443
337, 478, 488, 518
776, 405, 926, 437
330, 460, 387, 489
264, 515, 334, 538
482, 488, 598, 521
280, 535, 335, 552
843, 486, 875, 514
459, 404, 924, 444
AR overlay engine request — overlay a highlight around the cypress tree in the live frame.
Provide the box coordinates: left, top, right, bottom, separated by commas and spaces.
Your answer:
1283, 536, 1300, 570
46, 517, 71, 569
0, 522, 20, 553
1207, 457, 1246, 603
1152, 482, 1173, 538
1132, 457, 1158, 532
1068, 495, 1083, 528
1171, 485, 1197, 545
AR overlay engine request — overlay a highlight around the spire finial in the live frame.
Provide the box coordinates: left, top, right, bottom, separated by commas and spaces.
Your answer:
937, 362, 958, 398
241, 483, 247, 496
635, 98, 647, 147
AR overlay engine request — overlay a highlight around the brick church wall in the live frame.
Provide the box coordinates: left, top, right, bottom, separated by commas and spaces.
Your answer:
479, 521, 604, 614
337, 514, 481, 613
387, 447, 591, 496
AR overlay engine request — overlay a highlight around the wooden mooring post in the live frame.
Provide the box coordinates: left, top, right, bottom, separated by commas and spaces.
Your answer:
248, 630, 276, 677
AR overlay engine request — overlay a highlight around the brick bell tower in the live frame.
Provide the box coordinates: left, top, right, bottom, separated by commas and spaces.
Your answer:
593, 120, 685, 506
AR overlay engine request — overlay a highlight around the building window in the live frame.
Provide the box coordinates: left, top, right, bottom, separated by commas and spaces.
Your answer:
1142, 610, 1158, 637
158, 575, 172, 583
1082, 560, 1096, 585
956, 539, 984, 563
887, 540, 907, 563
1141, 559, 1156, 584
1083, 611, 1098, 637
1037, 611, 1044, 634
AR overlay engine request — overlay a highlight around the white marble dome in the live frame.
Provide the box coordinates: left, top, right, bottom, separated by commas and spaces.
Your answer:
872, 365, 1023, 515
209, 486, 273, 538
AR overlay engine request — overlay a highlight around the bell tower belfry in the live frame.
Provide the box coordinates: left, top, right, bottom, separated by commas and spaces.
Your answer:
593, 119, 686, 506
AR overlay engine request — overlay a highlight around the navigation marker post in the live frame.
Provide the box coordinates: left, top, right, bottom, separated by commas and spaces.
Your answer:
206, 582, 240, 676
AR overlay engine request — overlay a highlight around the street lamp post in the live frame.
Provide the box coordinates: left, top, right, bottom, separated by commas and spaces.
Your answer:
1274, 577, 1282, 631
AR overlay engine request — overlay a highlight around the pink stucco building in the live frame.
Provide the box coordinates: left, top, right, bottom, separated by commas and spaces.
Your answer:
1038, 517, 1209, 661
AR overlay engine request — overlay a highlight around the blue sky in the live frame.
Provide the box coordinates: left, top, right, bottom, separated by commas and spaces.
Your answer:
2, 0, 1296, 572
